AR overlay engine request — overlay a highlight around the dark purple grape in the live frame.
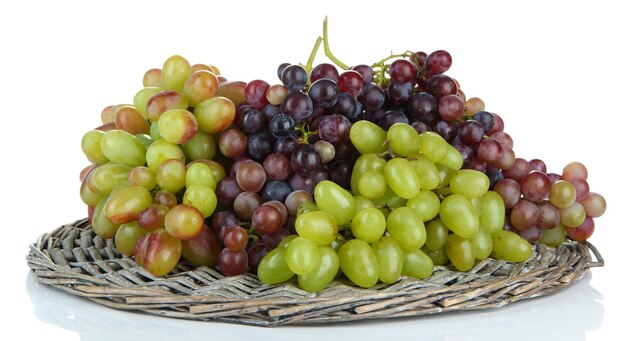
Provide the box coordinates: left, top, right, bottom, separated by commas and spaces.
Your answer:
288, 174, 315, 194
427, 74, 457, 100
317, 114, 351, 143
281, 91, 313, 123
308, 78, 340, 108
378, 110, 409, 130
277, 63, 291, 80
210, 211, 239, 241
247, 130, 274, 161
389, 59, 418, 84
473, 111, 495, 131
269, 113, 295, 138
261, 180, 292, 202
310, 63, 339, 83
454, 144, 474, 167
263, 152, 291, 180
329, 93, 356, 117
433, 119, 457, 142
410, 120, 431, 133
337, 70, 365, 98
281, 64, 307, 91
241, 108, 265, 134
311, 169, 329, 186
332, 139, 355, 161
458, 120, 485, 145
262, 104, 281, 121
218, 249, 248, 276
358, 85, 385, 110
328, 160, 352, 189
291, 144, 321, 177
362, 108, 386, 123
425, 50, 452, 74
487, 169, 505, 189
406, 92, 438, 123
247, 243, 272, 273
350, 64, 374, 83
387, 82, 413, 106
215, 177, 243, 208
411, 51, 427, 69
438, 95, 464, 121
274, 136, 298, 156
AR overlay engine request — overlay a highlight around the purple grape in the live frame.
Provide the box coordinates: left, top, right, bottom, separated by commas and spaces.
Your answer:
379, 110, 409, 130
247, 130, 274, 161
387, 82, 413, 106
406, 92, 438, 123
328, 160, 352, 189
291, 144, 321, 177
473, 111, 495, 131
389, 59, 418, 84
261, 180, 292, 202
358, 85, 385, 110
309, 78, 340, 108
427, 74, 457, 100
269, 113, 295, 138
317, 114, 351, 143
281, 64, 307, 91
274, 136, 298, 156
281, 91, 313, 123
458, 120, 485, 145
433, 119, 457, 142
241, 108, 265, 134
350, 64, 374, 83
310, 63, 339, 83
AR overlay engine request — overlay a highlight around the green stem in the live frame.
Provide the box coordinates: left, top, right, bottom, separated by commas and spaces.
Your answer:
323, 16, 349, 70
305, 36, 323, 86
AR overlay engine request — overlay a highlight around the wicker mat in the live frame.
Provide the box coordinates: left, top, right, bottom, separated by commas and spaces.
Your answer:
26, 218, 604, 326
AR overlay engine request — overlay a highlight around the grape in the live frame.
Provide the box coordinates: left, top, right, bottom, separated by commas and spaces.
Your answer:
351, 64, 374, 83
251, 204, 282, 235
257, 247, 294, 284
337, 70, 365, 98
210, 211, 239, 241
311, 63, 339, 82
291, 143, 321, 177
218, 249, 248, 276
510, 199, 540, 230
432, 119, 457, 143
425, 219, 448, 250
549, 180, 577, 208
427, 74, 457, 100
349, 120, 387, 154
387, 123, 420, 157
389, 59, 418, 83
570, 178, 590, 201
158, 109, 198, 144
194, 96, 236, 134
235, 161, 266, 192
281, 64, 308, 91
445, 234, 475, 271
244, 79, 270, 109
137, 204, 169, 231
528, 159, 547, 173
127, 166, 156, 190
248, 243, 273, 273
146, 139, 185, 173
280, 91, 313, 123
351, 207, 386, 243
161, 55, 192, 92
143, 68, 161, 88
183, 70, 219, 107
156, 159, 186, 193
274, 136, 298, 156
419, 132, 449, 163
134, 228, 182, 276
440, 144, 464, 171
115, 106, 150, 135
309, 78, 340, 108
284, 190, 313, 216
490, 131, 514, 148
289, 174, 315, 194
580, 192, 607, 218
223, 226, 249, 252
261, 180, 292, 202
536, 201, 560, 229
438, 95, 464, 121
560, 202, 586, 227
517, 225, 542, 243
410, 158, 440, 190
241, 108, 266, 134
566, 216, 595, 241
422, 245, 449, 266
92, 195, 120, 239
81, 130, 109, 164
154, 190, 177, 208
502, 158, 531, 184
318, 114, 351, 143
312, 140, 335, 164
276, 62, 291, 80
164, 204, 204, 240
439, 194, 480, 238
450, 169, 490, 198
297, 246, 340, 292
472, 110, 494, 131
295, 210, 339, 245
458, 120, 484, 145
184, 163, 214, 190
182, 184, 217, 218
181, 131, 216, 161
100, 130, 147, 167
406, 190, 440, 222
215, 177, 243, 207
562, 161, 588, 181
114, 222, 147, 256
247, 130, 274, 161
233, 191, 262, 220
479, 191, 506, 233
338, 239, 379, 288
146, 90, 188, 122
269, 114, 295, 138
546, 172, 564, 185
472, 227, 494, 260
496, 145, 516, 170
370, 236, 404, 284
425, 50, 452, 74
387, 206, 427, 250
519, 170, 550, 203
181, 226, 220, 267
539, 224, 566, 247
476, 138, 503, 164
491, 230, 533, 262
285, 237, 320, 275
387, 82, 413, 106
314, 180, 356, 225
262, 152, 291, 180
407, 92, 438, 123
357, 171, 386, 200
384, 158, 420, 199
494, 178, 521, 208
104, 186, 152, 224
358, 85, 385, 111
379, 110, 409, 130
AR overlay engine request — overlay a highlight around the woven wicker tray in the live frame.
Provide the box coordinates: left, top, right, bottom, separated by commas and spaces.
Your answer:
26, 218, 604, 327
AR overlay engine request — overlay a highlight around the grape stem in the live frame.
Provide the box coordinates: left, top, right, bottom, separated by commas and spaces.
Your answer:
304, 36, 323, 86
323, 16, 349, 70
295, 123, 317, 144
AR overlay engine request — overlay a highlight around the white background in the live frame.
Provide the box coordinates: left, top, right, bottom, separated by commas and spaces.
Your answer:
1, 0, 624, 340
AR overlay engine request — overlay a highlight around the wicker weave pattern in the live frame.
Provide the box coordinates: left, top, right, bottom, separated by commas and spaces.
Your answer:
26, 218, 603, 326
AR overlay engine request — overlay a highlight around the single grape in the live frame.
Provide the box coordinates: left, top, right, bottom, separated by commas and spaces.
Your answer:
181, 226, 221, 267
537, 201, 561, 229
389, 59, 418, 83
510, 199, 540, 230
520, 170, 551, 203
281, 64, 308, 91
311, 63, 339, 82
337, 70, 365, 98
218, 249, 248, 276
438, 95, 464, 121
233, 191, 262, 220
269, 114, 295, 138
358, 85, 385, 111
244, 79, 270, 109
425, 50, 452, 74
247, 130, 274, 161
378, 110, 409, 131
261, 180, 292, 202
291, 143, 322, 177
241, 108, 266, 134
309, 78, 340, 108
427, 74, 457, 100
562, 161, 588, 181
579, 192, 606, 218
549, 180, 577, 208
387, 82, 413, 106
134, 228, 182, 276
458, 120, 484, 145
406, 92, 438, 123
338, 239, 379, 288
247, 243, 273, 273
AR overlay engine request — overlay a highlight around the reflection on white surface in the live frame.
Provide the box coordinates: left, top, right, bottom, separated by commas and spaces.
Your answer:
26, 271, 603, 341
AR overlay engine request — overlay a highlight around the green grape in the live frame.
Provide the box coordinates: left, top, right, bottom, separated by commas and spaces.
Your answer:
194, 96, 236, 134
437, 163, 455, 187
80, 178, 103, 206
314, 180, 356, 225
134, 228, 182, 276
257, 247, 295, 285
157, 108, 199, 145
422, 245, 449, 265
81, 130, 109, 164
419, 132, 448, 162
491, 230, 533, 262
470, 196, 483, 211
183, 184, 217, 218
164, 204, 204, 240
353, 195, 375, 212
104, 185, 153, 224
146, 139, 185, 173
386, 207, 426, 250
156, 159, 186, 193
425, 218, 448, 250
338, 239, 379, 288
372, 187, 407, 209
480, 191, 505, 233
445, 233, 475, 271
295, 211, 339, 246
133, 87, 161, 116
185, 162, 216, 188
387, 123, 420, 157
100, 130, 147, 167
539, 224, 566, 247
440, 194, 480, 238
351, 207, 386, 243
438, 144, 463, 170
349, 120, 387, 155
350, 153, 386, 196
410, 156, 439, 190
183, 70, 219, 107
471, 227, 493, 260
161, 55, 192, 92
549, 180, 577, 209
87, 163, 131, 194
357, 171, 386, 200
297, 201, 319, 216
92, 195, 120, 239
277, 235, 298, 248
384, 158, 420, 199
298, 246, 340, 292
115, 106, 150, 135
402, 248, 434, 279
371, 236, 404, 284
560, 202, 586, 227
285, 237, 320, 275
150, 121, 161, 140
181, 131, 217, 161
406, 190, 440, 221
449, 169, 490, 198
135, 134, 154, 148
114, 222, 147, 256
128, 166, 157, 190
